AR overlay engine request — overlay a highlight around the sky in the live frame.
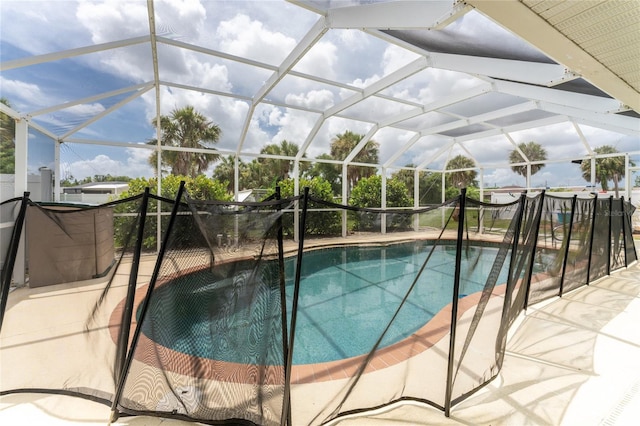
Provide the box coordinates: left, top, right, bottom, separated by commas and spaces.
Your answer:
1, 0, 638, 189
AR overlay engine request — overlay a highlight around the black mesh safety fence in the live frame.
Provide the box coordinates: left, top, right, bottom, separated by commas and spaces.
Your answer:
0, 186, 637, 426
508, 192, 544, 327
298, 196, 461, 424
0, 192, 151, 405
527, 195, 574, 304
447, 195, 527, 410
0, 194, 29, 331
115, 187, 298, 425
589, 198, 610, 282
560, 197, 595, 295
610, 198, 626, 271
623, 201, 638, 265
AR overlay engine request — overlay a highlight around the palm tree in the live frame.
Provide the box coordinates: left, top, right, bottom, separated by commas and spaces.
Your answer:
580, 145, 633, 197
212, 155, 239, 193
330, 130, 379, 191
148, 106, 221, 178
509, 141, 547, 178
258, 140, 300, 182
446, 154, 477, 189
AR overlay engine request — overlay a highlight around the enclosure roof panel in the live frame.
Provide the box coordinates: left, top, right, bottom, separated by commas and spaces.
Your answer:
0, 0, 638, 180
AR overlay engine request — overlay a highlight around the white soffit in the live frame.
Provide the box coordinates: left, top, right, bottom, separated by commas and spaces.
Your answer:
465, 0, 640, 112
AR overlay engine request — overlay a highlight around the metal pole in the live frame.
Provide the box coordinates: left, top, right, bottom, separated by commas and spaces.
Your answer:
282, 187, 309, 426
276, 187, 292, 426
444, 188, 466, 417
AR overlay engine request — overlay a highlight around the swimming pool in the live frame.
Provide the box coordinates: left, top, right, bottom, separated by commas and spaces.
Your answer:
140, 241, 510, 366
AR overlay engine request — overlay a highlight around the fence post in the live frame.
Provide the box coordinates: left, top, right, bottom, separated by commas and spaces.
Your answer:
282, 187, 309, 426
276, 187, 293, 426
444, 188, 466, 417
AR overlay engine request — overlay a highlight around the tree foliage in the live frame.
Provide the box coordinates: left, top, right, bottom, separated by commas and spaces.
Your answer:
148, 106, 221, 178
446, 154, 477, 189
349, 175, 413, 231
509, 141, 547, 177
349, 175, 413, 208
271, 176, 341, 237
304, 154, 341, 196
0, 97, 15, 174
580, 145, 634, 197
258, 140, 300, 183
114, 175, 232, 249
330, 131, 379, 191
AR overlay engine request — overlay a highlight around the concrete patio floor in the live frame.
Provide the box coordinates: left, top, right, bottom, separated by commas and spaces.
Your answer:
1, 251, 639, 426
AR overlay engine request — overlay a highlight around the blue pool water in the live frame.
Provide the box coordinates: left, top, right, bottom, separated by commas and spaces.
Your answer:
141, 242, 510, 365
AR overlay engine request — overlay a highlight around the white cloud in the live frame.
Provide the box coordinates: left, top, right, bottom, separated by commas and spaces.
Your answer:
63, 150, 154, 181
294, 41, 339, 80
65, 103, 106, 116
0, 77, 49, 109
217, 14, 296, 64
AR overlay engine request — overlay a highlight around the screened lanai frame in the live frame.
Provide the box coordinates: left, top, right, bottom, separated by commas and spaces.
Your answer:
1, 1, 639, 286
1, 0, 639, 209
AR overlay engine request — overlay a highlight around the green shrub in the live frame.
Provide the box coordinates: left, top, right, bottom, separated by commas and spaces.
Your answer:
271, 177, 341, 237
114, 175, 232, 249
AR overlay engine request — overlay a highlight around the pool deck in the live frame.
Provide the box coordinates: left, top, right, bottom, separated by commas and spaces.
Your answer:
1, 239, 639, 425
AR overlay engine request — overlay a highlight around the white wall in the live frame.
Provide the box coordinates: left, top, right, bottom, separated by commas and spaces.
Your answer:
0, 174, 48, 203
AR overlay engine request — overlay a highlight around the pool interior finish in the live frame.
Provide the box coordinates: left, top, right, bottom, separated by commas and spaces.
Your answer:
142, 241, 510, 366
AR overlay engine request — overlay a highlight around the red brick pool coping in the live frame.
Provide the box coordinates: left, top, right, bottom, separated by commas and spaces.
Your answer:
109, 268, 508, 386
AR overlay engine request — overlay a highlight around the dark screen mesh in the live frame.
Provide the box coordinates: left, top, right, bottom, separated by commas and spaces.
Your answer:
589, 199, 610, 282
561, 197, 594, 294
116, 191, 294, 425
299, 198, 459, 425
448, 196, 522, 406
527, 195, 573, 304
610, 198, 626, 271
1, 188, 637, 425
623, 201, 637, 265
0, 194, 148, 404
1, 197, 24, 293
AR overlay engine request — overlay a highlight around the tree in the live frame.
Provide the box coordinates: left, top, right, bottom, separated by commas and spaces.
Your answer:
0, 97, 15, 174
349, 175, 413, 231
272, 177, 341, 236
148, 106, 221, 178
446, 155, 477, 189
580, 145, 634, 197
330, 131, 379, 191
509, 141, 547, 177
115, 175, 232, 249
258, 140, 300, 183
212, 155, 237, 193
349, 175, 413, 208
304, 153, 341, 196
